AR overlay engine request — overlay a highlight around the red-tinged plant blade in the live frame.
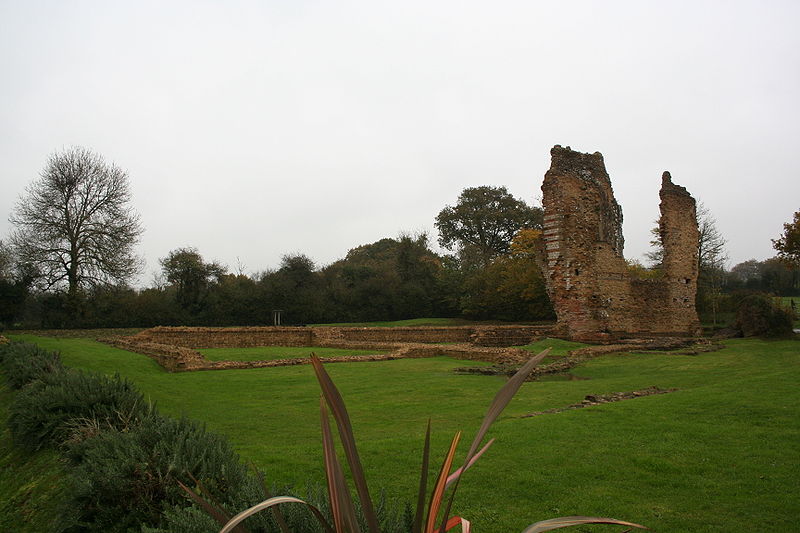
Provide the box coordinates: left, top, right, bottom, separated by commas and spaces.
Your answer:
444, 438, 494, 489
443, 516, 463, 531
439, 350, 551, 531
311, 354, 380, 533
466, 349, 550, 460
254, 468, 290, 533
443, 516, 471, 532
444, 516, 461, 530
177, 479, 234, 529
412, 419, 432, 533
425, 431, 462, 533
320, 396, 347, 532
219, 496, 335, 533
520, 516, 649, 532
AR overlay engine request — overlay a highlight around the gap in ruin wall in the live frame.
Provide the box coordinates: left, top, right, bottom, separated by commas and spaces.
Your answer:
540, 145, 701, 341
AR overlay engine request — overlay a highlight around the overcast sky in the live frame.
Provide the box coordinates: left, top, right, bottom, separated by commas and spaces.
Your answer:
1, 0, 798, 285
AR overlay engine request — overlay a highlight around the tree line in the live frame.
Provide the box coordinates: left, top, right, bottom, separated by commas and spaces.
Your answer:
0, 148, 552, 328
1, 147, 798, 329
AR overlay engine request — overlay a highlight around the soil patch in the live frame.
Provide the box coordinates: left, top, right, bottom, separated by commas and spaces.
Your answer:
520, 386, 677, 418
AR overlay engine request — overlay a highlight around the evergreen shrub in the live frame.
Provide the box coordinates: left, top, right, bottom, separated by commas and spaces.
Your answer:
62, 414, 249, 532
9, 369, 149, 450
0, 341, 63, 389
735, 293, 795, 337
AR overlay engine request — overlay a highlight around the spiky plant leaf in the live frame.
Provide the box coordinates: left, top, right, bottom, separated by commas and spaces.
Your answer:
521, 515, 648, 532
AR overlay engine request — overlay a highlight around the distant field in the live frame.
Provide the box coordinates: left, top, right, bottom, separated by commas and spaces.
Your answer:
198, 345, 387, 362
5, 333, 799, 532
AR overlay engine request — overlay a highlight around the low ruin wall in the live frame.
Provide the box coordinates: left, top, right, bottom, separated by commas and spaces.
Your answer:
313, 326, 474, 345
132, 326, 314, 348
129, 325, 557, 349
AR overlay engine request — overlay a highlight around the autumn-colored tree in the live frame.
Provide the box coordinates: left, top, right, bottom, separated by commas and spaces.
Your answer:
457, 229, 554, 321
773, 210, 800, 265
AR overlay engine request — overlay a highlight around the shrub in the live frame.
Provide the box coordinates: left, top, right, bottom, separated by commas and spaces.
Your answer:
61, 414, 250, 532
0, 341, 63, 389
8, 369, 150, 450
735, 293, 795, 337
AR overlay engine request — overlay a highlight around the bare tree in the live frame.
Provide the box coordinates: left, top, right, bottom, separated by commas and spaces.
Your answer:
0, 240, 12, 281
646, 201, 727, 271
9, 147, 143, 309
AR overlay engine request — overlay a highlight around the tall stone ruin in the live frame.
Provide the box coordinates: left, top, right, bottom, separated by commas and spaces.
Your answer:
540, 145, 701, 342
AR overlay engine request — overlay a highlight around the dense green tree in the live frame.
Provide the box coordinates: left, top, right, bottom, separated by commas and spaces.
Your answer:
773, 209, 800, 265
435, 186, 543, 267
203, 274, 265, 326
260, 254, 324, 324
0, 240, 33, 327
9, 147, 143, 319
160, 248, 227, 313
453, 229, 554, 321
319, 234, 444, 322
726, 258, 799, 296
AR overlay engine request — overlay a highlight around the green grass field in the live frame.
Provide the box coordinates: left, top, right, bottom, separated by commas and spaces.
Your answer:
198, 345, 388, 362
5, 333, 799, 532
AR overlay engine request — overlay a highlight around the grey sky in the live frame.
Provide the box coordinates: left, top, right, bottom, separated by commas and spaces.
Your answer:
2, 0, 798, 285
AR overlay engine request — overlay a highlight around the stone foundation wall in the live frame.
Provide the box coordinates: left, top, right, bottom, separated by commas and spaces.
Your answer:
131, 326, 314, 348
129, 324, 557, 349
111, 334, 535, 373
540, 146, 701, 342
314, 326, 474, 345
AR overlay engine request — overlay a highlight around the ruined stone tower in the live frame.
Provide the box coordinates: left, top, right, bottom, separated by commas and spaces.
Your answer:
541, 145, 701, 342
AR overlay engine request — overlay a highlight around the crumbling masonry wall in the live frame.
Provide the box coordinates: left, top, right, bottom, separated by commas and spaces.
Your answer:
129, 324, 556, 349
541, 145, 701, 342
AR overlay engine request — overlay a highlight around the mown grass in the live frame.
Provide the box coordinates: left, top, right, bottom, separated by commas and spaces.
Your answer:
6, 333, 799, 532
198, 345, 388, 362
0, 378, 68, 532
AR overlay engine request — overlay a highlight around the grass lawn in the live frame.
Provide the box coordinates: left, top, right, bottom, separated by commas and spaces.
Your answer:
6, 333, 800, 532
198, 345, 388, 362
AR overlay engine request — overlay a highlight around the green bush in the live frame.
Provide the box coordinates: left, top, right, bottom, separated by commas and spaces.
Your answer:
8, 370, 149, 450
61, 414, 250, 532
0, 341, 63, 389
735, 293, 795, 337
